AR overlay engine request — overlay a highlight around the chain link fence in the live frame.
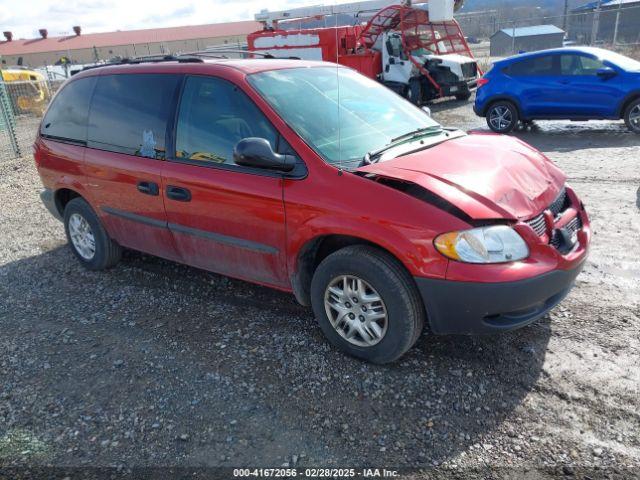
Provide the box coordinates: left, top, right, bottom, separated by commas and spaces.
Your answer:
0, 78, 64, 160
457, 4, 640, 72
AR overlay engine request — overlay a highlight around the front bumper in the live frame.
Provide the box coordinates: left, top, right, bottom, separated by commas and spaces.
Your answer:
442, 79, 477, 97
415, 261, 585, 335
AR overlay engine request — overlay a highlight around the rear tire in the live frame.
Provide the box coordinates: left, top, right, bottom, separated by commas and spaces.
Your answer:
486, 100, 519, 133
310, 245, 425, 364
624, 98, 640, 133
455, 91, 472, 101
64, 197, 121, 270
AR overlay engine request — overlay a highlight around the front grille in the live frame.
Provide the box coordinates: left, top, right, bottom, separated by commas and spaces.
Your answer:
550, 216, 582, 250
461, 62, 477, 79
525, 187, 582, 253
548, 188, 570, 218
526, 213, 546, 237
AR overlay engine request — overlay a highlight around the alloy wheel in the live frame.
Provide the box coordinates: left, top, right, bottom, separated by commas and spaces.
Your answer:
324, 275, 388, 347
489, 105, 513, 131
629, 104, 640, 131
68, 213, 96, 260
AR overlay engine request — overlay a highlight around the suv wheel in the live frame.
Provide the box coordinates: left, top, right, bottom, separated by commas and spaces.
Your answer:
486, 101, 518, 133
624, 98, 640, 133
64, 197, 122, 270
310, 245, 425, 364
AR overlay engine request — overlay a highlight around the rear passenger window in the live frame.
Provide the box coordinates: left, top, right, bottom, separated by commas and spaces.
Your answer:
175, 76, 277, 165
506, 55, 556, 76
87, 74, 180, 159
40, 76, 96, 143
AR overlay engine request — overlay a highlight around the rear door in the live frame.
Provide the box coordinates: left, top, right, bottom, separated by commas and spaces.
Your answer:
506, 54, 563, 117
558, 53, 621, 117
161, 75, 290, 288
82, 73, 182, 261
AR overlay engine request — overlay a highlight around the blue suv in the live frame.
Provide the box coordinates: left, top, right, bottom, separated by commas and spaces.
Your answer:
474, 47, 640, 133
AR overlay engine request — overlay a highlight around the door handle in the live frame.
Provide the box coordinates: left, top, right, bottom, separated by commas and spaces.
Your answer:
166, 185, 191, 202
137, 181, 159, 196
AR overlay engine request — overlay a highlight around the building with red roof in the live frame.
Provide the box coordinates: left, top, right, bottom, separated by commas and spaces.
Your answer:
0, 20, 262, 67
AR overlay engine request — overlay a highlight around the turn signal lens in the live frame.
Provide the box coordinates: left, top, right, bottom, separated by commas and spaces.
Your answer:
434, 232, 462, 261
434, 225, 529, 264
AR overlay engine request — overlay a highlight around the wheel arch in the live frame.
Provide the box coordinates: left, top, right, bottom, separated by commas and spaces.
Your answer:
617, 91, 640, 119
53, 187, 84, 217
290, 234, 414, 307
482, 95, 524, 118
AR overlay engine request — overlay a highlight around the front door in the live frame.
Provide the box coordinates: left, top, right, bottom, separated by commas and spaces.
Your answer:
382, 33, 413, 85
82, 73, 182, 261
162, 75, 289, 288
558, 53, 621, 117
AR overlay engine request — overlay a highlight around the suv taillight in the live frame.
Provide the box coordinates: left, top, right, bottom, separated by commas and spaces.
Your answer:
477, 77, 489, 88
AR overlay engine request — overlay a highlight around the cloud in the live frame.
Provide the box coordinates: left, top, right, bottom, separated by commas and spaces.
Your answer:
143, 4, 197, 24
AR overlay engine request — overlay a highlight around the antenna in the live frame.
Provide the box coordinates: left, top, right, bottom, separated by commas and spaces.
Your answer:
334, 0, 343, 173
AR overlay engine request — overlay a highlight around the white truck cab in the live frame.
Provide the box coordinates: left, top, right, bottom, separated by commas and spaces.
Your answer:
379, 30, 478, 103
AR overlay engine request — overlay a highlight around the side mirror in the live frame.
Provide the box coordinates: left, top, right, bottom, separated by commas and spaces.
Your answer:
422, 106, 432, 117
596, 67, 617, 79
233, 137, 296, 172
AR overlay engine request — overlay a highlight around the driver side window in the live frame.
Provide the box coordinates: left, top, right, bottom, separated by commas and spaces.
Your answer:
560, 54, 605, 76
175, 76, 278, 165
386, 35, 406, 60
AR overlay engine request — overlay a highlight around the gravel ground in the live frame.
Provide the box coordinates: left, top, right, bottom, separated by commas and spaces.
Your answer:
1, 103, 639, 479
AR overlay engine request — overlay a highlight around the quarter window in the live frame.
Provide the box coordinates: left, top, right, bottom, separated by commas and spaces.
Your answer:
175, 76, 278, 165
40, 76, 96, 143
507, 55, 556, 76
87, 74, 181, 159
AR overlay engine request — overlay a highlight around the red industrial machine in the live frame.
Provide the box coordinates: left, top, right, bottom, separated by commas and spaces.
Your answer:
249, 0, 481, 103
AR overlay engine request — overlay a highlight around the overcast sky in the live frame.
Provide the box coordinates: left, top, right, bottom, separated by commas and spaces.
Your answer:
0, 0, 312, 39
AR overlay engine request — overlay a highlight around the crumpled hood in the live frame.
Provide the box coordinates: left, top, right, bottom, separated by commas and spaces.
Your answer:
357, 133, 566, 221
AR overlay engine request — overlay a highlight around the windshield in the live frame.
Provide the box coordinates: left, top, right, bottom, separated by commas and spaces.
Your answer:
604, 50, 640, 71
247, 67, 440, 166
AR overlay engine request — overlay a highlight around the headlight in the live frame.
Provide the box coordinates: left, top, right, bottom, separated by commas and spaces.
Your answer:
434, 225, 529, 264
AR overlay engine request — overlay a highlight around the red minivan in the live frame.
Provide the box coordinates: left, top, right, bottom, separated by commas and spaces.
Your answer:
35, 57, 590, 363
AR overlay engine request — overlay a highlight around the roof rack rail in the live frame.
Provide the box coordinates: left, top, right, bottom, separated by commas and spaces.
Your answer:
183, 49, 301, 60
81, 54, 204, 71
179, 49, 269, 59
78, 50, 302, 73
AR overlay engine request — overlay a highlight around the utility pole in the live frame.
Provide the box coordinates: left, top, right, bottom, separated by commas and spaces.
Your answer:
613, 0, 622, 45
562, 0, 569, 31
590, 0, 602, 45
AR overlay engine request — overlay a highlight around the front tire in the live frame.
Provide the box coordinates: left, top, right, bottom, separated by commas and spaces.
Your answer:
404, 78, 423, 105
486, 100, 519, 133
64, 197, 121, 270
310, 245, 425, 364
624, 98, 640, 133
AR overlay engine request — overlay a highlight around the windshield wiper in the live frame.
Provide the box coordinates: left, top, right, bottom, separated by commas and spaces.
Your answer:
390, 125, 443, 143
361, 126, 444, 165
